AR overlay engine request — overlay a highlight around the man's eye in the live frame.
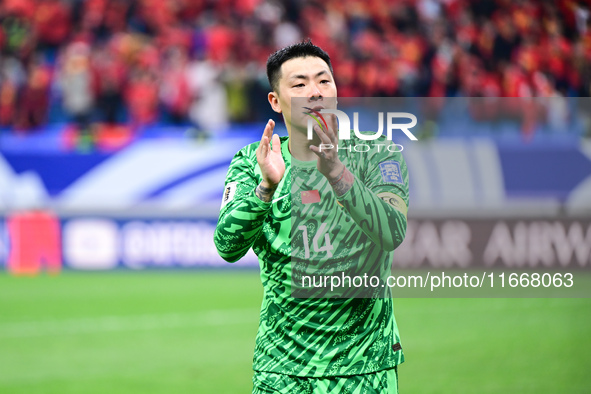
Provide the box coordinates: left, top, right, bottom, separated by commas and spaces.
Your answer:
293, 84, 305, 88
320, 80, 330, 84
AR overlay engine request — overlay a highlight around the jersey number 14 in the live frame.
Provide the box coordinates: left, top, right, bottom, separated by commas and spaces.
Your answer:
297, 223, 334, 258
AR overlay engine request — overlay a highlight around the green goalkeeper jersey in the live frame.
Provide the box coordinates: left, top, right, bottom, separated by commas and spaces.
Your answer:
214, 135, 409, 377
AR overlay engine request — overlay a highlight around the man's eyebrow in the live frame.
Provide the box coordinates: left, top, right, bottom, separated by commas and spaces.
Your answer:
289, 70, 330, 80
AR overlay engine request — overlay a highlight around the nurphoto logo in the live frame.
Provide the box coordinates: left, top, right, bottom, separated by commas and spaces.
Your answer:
304, 108, 418, 152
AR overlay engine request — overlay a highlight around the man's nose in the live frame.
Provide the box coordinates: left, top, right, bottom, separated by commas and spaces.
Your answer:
308, 83, 322, 100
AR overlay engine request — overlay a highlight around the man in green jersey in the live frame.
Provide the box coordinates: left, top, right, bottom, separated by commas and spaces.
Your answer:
214, 40, 409, 393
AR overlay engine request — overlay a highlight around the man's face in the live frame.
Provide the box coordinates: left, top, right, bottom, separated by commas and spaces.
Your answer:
269, 56, 337, 134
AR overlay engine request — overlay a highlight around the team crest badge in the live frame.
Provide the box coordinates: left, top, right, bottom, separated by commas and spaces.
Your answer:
379, 161, 403, 184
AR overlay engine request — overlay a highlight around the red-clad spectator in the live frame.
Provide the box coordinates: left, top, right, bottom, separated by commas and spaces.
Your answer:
503, 64, 533, 98
357, 61, 380, 97
377, 60, 400, 97
493, 13, 520, 66
334, 61, 360, 98
510, 0, 541, 36
206, 21, 236, 64
0, 78, 17, 127
16, 60, 51, 130
33, 0, 71, 49
103, 0, 131, 34
543, 35, 571, 88
478, 72, 503, 120
555, 0, 582, 37
443, 0, 467, 24
160, 47, 190, 124
0, 22, 4, 49
125, 70, 159, 127
81, 0, 108, 32
513, 35, 542, 75
92, 45, 126, 124
398, 32, 427, 67
502, 64, 538, 140
234, 0, 261, 17
455, 11, 479, 49
352, 28, 381, 60
139, 0, 175, 34
581, 24, 591, 57
3, 0, 36, 20
463, 60, 503, 121
136, 43, 160, 71
429, 55, 452, 97
158, 27, 192, 52
481, 73, 503, 98
458, 54, 482, 96
176, 0, 207, 22
476, 21, 497, 62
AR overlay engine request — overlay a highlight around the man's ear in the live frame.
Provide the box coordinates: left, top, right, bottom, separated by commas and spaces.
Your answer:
268, 92, 282, 113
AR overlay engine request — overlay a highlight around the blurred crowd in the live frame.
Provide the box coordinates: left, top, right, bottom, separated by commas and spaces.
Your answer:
0, 0, 590, 134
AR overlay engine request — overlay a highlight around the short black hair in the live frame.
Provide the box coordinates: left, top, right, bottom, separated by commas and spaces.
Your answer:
266, 39, 334, 93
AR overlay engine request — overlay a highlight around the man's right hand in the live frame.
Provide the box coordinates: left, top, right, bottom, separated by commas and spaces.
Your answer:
255, 120, 285, 201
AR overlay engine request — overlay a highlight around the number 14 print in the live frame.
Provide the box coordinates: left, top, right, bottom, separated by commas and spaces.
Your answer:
297, 223, 334, 258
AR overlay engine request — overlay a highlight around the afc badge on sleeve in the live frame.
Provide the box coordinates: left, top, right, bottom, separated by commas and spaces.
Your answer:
379, 161, 404, 184
221, 182, 238, 208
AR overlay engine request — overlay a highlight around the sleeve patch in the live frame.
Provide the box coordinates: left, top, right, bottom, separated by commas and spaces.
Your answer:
379, 161, 403, 184
377, 191, 408, 217
221, 182, 238, 208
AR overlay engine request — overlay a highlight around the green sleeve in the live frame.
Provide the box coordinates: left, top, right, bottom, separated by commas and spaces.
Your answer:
336, 143, 409, 252
213, 145, 271, 262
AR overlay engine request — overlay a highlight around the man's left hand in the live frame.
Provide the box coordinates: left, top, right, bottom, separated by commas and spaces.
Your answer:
309, 114, 345, 183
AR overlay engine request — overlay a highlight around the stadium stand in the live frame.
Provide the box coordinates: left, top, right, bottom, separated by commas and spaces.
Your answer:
0, 0, 589, 136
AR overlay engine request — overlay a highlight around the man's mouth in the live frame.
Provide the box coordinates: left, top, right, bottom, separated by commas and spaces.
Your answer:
303, 105, 324, 114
